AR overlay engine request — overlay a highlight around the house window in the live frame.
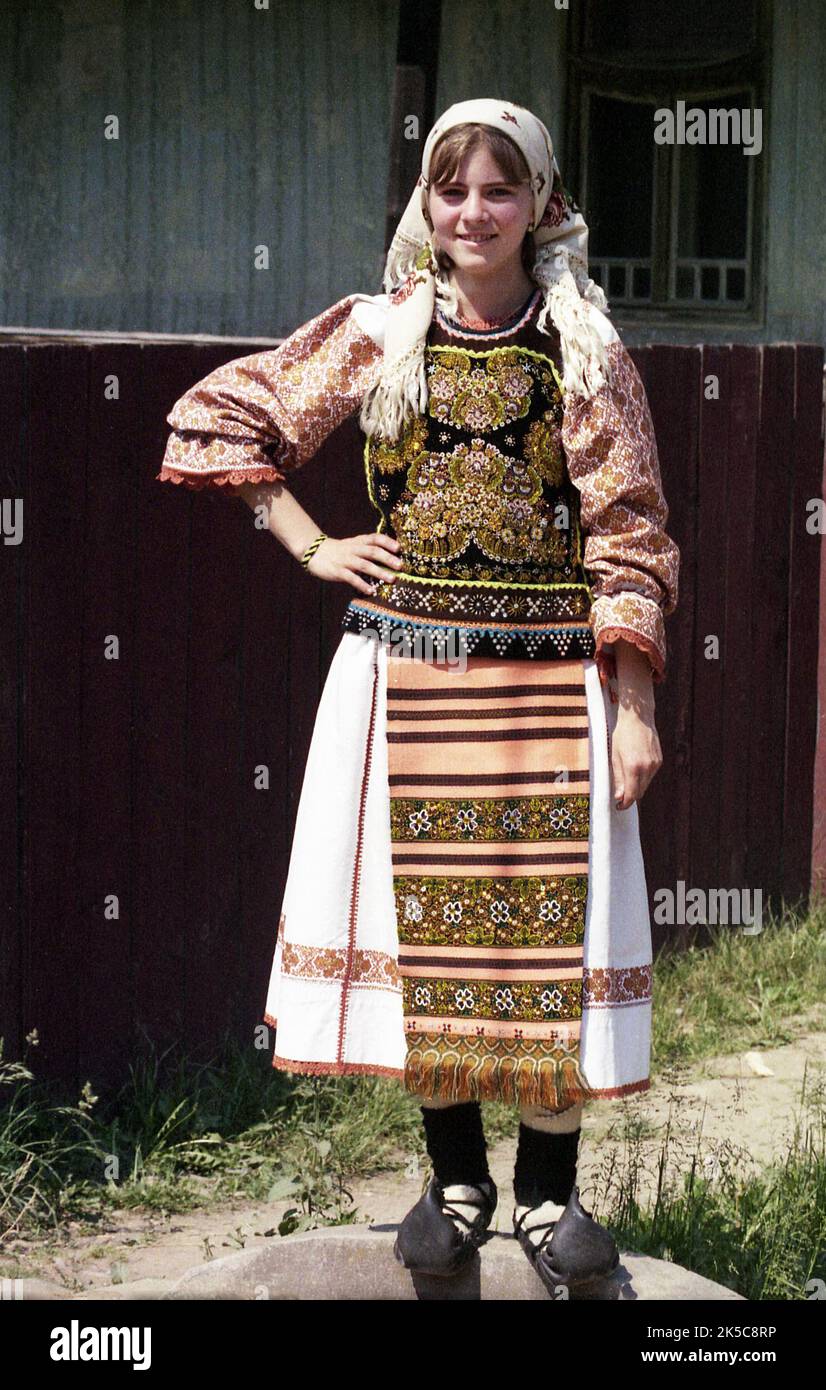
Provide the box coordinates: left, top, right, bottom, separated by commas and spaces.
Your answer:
566, 0, 768, 319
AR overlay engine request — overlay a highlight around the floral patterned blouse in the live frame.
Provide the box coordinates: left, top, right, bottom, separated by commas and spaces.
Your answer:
158, 287, 680, 688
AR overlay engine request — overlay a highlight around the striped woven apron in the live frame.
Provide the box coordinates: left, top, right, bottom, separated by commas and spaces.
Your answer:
385, 649, 597, 1110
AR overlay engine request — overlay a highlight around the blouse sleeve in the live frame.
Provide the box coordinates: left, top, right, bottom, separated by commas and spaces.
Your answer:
561, 310, 680, 688
156, 293, 388, 491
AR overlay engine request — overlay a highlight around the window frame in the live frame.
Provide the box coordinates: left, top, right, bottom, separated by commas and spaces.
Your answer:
564, 0, 772, 329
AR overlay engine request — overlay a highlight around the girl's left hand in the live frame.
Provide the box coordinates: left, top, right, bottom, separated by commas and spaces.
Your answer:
609, 707, 663, 810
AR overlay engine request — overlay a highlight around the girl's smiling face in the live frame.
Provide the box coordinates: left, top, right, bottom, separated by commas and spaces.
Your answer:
427, 145, 534, 278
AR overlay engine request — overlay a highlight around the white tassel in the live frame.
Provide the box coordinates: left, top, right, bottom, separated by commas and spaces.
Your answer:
359, 345, 428, 441
548, 282, 612, 398
533, 251, 613, 400
571, 261, 610, 314
434, 270, 459, 318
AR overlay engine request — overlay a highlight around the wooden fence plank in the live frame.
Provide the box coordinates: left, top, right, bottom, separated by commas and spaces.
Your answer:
718, 347, 762, 899
131, 343, 201, 1078
747, 347, 796, 912
0, 346, 26, 1062
784, 346, 825, 906
812, 366, 826, 901
692, 346, 732, 901
23, 346, 88, 1081
633, 345, 700, 955
174, 345, 248, 1060
73, 345, 142, 1088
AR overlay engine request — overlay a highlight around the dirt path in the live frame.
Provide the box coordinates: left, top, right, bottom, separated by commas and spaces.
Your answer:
4, 1014, 825, 1296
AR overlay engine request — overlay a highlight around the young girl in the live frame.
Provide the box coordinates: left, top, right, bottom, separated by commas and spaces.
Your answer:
158, 98, 679, 1294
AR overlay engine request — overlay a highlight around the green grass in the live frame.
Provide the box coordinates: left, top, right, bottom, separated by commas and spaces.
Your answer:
651, 896, 826, 1069
588, 1061, 826, 1300
1, 901, 825, 1296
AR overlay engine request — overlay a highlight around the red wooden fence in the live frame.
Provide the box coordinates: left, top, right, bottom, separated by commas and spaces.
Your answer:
0, 336, 823, 1091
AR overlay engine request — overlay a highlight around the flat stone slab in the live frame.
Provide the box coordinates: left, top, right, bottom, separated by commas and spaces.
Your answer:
8, 1227, 745, 1301
158, 1224, 744, 1301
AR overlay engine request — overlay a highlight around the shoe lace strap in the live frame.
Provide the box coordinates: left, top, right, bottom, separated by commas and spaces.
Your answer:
440, 1180, 494, 1231
513, 1205, 558, 1255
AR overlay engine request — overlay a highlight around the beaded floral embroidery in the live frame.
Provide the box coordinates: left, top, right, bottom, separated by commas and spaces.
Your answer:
363, 343, 587, 588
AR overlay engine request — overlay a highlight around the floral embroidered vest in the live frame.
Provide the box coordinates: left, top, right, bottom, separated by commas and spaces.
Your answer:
340, 289, 597, 661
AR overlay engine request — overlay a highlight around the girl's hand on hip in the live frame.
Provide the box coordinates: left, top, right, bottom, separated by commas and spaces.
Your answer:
610, 707, 663, 810
306, 532, 404, 592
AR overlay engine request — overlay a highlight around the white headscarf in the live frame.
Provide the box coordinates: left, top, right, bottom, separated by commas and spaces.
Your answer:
359, 98, 612, 442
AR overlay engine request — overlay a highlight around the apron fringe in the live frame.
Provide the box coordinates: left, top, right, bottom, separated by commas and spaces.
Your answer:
404, 1033, 598, 1108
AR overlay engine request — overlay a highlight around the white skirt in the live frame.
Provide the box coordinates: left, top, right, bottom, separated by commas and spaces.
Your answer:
263, 632, 653, 1100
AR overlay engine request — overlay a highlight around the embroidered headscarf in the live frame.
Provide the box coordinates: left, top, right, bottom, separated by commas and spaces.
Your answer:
359, 98, 612, 443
